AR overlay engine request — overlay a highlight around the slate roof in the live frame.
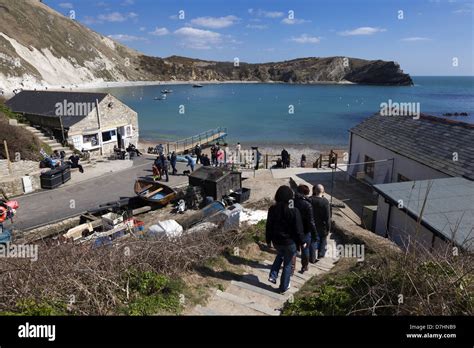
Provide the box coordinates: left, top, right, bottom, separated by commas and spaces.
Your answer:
374, 177, 474, 251
350, 114, 474, 180
6, 90, 108, 127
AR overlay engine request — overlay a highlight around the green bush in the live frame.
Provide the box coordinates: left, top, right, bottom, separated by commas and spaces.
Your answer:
123, 271, 184, 316
0, 299, 67, 316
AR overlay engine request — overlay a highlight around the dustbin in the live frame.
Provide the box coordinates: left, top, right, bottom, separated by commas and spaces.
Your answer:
60, 164, 71, 183
40, 168, 63, 189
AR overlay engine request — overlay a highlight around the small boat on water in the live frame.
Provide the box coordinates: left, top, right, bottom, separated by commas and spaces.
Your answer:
192, 84, 203, 88
154, 95, 167, 100
134, 179, 177, 205
161, 89, 173, 94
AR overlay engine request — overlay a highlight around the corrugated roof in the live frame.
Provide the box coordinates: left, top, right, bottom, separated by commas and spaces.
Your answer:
350, 114, 474, 180
374, 177, 474, 251
6, 90, 108, 127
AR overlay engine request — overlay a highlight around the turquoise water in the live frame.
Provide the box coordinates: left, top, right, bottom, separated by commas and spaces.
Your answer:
89, 76, 474, 146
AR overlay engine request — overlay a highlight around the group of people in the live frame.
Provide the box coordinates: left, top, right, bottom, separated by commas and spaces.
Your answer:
193, 144, 212, 166
266, 183, 331, 294
42, 150, 84, 173
152, 151, 177, 182
113, 144, 142, 160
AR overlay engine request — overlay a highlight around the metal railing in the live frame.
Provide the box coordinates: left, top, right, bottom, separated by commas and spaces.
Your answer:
169, 127, 227, 153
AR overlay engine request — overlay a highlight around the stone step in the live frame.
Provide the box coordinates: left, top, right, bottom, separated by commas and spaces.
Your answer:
206, 295, 264, 316
215, 290, 279, 316
261, 259, 322, 280
256, 263, 305, 286
241, 273, 298, 295
230, 280, 287, 303
192, 305, 223, 316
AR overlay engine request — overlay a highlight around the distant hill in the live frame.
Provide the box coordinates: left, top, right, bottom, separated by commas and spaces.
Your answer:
0, 0, 413, 95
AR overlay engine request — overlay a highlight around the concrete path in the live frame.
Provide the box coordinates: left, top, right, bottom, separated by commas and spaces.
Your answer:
9, 155, 189, 231
190, 236, 338, 316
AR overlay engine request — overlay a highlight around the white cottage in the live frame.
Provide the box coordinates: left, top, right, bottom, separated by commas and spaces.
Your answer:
348, 114, 474, 184
6, 90, 139, 157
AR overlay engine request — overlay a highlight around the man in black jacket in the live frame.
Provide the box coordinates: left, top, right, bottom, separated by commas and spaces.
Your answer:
266, 185, 306, 293
310, 184, 331, 260
293, 184, 316, 273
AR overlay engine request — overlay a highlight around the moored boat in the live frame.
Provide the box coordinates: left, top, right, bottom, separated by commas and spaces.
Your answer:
134, 179, 177, 205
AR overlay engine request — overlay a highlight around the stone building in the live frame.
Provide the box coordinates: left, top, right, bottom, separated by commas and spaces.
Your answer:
348, 114, 474, 184
6, 91, 139, 157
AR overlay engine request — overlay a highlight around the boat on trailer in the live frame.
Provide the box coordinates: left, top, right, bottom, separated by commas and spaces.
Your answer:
134, 179, 177, 205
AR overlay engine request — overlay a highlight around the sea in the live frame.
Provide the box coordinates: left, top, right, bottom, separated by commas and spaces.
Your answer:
87, 76, 474, 147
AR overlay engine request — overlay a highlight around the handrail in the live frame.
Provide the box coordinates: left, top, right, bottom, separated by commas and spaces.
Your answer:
168, 127, 227, 153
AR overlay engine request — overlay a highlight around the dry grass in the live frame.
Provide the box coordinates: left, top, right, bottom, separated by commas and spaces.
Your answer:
0, 228, 241, 315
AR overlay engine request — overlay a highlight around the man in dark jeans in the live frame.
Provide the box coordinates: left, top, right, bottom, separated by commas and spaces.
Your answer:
160, 153, 170, 182
194, 144, 202, 164
310, 184, 331, 261
169, 152, 178, 175
293, 184, 316, 273
266, 185, 306, 294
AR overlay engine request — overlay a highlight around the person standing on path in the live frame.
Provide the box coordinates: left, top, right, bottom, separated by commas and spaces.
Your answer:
310, 184, 331, 261
194, 144, 202, 164
293, 184, 316, 273
160, 153, 170, 182
266, 185, 306, 294
169, 151, 177, 175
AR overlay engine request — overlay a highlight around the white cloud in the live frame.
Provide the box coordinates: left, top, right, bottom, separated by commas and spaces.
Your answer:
400, 37, 432, 42
174, 27, 222, 49
149, 27, 169, 36
281, 18, 311, 25
122, 0, 134, 5
139, 26, 146, 31
290, 34, 321, 44
249, 9, 284, 18
339, 27, 386, 36
190, 15, 239, 29
108, 34, 146, 42
246, 24, 268, 29
98, 12, 137, 22
59, 2, 74, 9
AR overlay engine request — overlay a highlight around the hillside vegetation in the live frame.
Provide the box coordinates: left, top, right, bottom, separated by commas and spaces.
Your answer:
0, 99, 49, 161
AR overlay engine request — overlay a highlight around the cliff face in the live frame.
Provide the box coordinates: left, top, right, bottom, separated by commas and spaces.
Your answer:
0, 0, 413, 93
139, 56, 413, 85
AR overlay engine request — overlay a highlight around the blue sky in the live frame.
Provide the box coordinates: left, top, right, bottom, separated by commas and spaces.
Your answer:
45, 0, 473, 75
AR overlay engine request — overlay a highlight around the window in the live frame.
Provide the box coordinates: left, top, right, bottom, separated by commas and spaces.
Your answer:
101, 129, 117, 143
83, 134, 99, 147
397, 173, 410, 182
364, 155, 375, 179
125, 125, 132, 137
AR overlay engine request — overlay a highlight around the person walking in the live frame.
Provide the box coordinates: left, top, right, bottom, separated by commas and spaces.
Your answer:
310, 184, 331, 261
152, 156, 162, 181
293, 184, 316, 273
160, 153, 170, 182
266, 185, 306, 294
194, 144, 202, 164
281, 148, 290, 168
169, 151, 177, 175
235, 142, 241, 164
210, 144, 217, 166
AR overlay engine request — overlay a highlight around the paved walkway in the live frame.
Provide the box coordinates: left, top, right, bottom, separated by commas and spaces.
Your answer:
190, 236, 338, 315
10, 155, 189, 231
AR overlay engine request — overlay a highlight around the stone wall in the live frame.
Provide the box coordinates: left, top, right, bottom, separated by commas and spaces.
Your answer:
0, 159, 42, 197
